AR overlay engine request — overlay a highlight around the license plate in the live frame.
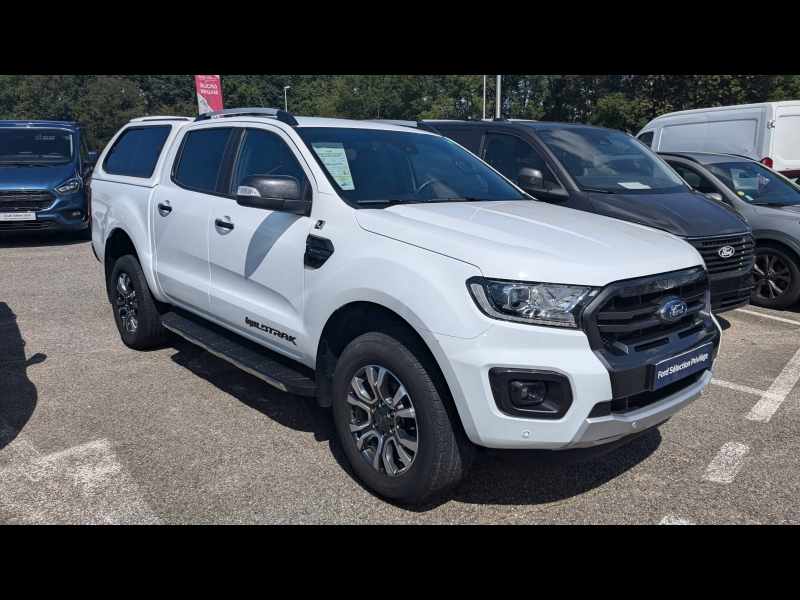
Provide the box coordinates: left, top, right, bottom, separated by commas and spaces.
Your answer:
0, 212, 35, 221
652, 342, 713, 390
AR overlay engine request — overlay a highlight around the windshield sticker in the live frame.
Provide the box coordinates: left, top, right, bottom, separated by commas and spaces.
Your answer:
311, 142, 355, 190
618, 182, 651, 190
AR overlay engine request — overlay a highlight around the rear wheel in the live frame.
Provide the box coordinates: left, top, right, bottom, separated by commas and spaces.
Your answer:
110, 254, 169, 349
332, 329, 474, 504
751, 244, 800, 309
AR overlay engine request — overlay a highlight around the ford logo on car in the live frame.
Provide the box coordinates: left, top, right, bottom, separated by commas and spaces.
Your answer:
658, 299, 688, 323
718, 246, 735, 258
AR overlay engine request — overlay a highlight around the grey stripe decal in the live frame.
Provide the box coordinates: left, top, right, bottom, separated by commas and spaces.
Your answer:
244, 211, 300, 279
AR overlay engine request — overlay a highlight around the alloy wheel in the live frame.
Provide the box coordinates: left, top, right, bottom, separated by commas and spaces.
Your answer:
116, 272, 138, 334
753, 252, 792, 300
347, 365, 418, 476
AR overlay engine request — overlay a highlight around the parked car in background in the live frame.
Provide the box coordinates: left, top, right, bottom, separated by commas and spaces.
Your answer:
660, 151, 800, 309
636, 101, 800, 182
0, 120, 97, 237
426, 119, 755, 313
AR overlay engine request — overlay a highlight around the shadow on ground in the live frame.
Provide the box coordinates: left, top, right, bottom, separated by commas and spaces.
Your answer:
166, 332, 659, 512
0, 302, 46, 449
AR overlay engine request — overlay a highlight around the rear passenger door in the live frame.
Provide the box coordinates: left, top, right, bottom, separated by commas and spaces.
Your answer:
152, 125, 234, 315
207, 125, 313, 359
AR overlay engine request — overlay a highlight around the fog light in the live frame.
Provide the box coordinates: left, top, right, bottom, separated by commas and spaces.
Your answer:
509, 381, 546, 407
66, 210, 82, 219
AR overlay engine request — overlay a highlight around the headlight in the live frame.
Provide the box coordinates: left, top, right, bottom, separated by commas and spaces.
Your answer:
467, 277, 599, 328
55, 178, 83, 195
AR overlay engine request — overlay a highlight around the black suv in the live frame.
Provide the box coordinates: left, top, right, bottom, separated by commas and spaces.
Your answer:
427, 119, 755, 313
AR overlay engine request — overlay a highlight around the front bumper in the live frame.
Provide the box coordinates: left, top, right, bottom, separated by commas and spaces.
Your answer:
709, 269, 755, 313
417, 321, 716, 451
0, 191, 88, 233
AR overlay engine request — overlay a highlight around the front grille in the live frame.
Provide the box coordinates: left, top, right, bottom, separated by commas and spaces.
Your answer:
688, 234, 755, 277
0, 190, 56, 212
585, 267, 709, 352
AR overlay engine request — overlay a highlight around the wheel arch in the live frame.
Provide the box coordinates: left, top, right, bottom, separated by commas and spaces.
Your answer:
103, 227, 141, 303
755, 234, 800, 263
314, 301, 461, 432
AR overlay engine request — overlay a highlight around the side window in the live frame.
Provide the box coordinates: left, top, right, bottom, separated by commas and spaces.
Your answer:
436, 127, 476, 151
637, 131, 654, 148
78, 134, 89, 162
231, 129, 310, 199
668, 162, 717, 194
481, 132, 559, 187
173, 128, 232, 194
104, 126, 172, 178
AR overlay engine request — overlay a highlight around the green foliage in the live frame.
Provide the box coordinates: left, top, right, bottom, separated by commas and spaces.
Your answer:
0, 75, 797, 149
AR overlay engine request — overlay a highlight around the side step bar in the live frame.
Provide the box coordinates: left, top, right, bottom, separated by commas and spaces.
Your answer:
161, 311, 316, 397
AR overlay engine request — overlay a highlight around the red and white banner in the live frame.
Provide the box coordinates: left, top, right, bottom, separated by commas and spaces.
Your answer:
195, 75, 223, 115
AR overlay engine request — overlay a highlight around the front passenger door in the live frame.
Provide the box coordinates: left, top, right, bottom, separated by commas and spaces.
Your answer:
207, 126, 313, 359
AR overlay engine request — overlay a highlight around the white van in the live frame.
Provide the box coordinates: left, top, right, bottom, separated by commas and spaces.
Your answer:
636, 101, 800, 180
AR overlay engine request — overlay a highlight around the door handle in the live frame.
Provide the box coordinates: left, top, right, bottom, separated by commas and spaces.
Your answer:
215, 218, 234, 230
157, 203, 172, 213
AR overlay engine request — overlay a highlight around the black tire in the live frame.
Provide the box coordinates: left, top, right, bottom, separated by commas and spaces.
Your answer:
109, 254, 170, 350
751, 243, 800, 310
332, 329, 475, 505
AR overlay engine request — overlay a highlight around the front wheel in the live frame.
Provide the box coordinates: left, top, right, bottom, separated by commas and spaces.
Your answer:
751, 244, 800, 309
109, 254, 169, 350
332, 330, 474, 504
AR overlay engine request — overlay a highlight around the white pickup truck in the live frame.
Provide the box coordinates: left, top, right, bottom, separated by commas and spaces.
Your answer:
90, 108, 721, 504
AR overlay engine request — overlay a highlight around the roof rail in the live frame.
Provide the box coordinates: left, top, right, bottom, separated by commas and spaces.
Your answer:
130, 116, 193, 122
365, 119, 441, 135
194, 107, 299, 127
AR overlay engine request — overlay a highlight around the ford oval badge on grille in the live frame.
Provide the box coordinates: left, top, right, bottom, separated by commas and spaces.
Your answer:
658, 299, 688, 323
718, 245, 735, 258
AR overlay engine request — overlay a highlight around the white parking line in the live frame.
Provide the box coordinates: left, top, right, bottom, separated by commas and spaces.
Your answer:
710, 379, 781, 399
659, 515, 695, 525
735, 309, 800, 326
702, 442, 750, 483
746, 346, 800, 422
0, 423, 159, 524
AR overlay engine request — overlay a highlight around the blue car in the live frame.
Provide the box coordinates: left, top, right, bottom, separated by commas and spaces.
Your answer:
0, 121, 98, 237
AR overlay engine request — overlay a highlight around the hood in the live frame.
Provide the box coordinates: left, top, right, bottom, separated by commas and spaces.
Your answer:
753, 204, 800, 220
355, 201, 704, 286
587, 191, 749, 238
0, 163, 78, 192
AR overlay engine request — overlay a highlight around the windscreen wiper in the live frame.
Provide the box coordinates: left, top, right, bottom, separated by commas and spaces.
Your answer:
0, 162, 55, 167
357, 198, 424, 205
583, 187, 615, 194
750, 202, 788, 206
426, 197, 486, 202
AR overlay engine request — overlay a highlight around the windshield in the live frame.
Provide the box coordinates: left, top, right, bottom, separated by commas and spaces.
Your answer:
705, 161, 800, 206
0, 128, 75, 166
536, 127, 688, 194
295, 127, 527, 205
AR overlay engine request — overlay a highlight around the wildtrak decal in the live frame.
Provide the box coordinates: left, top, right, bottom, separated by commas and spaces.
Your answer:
245, 316, 297, 346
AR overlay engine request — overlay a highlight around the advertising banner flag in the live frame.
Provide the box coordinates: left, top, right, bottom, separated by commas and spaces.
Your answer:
195, 75, 223, 116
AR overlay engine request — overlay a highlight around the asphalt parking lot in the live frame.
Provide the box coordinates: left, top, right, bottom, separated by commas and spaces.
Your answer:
1, 233, 798, 524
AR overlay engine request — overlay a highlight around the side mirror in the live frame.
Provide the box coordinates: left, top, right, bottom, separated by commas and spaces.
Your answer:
86, 151, 99, 167
703, 192, 724, 203
544, 186, 570, 202
237, 175, 310, 215
516, 167, 544, 190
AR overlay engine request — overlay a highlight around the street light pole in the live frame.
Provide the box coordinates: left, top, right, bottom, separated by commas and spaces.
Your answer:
496, 75, 501, 119
483, 75, 486, 120
284, 86, 291, 112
